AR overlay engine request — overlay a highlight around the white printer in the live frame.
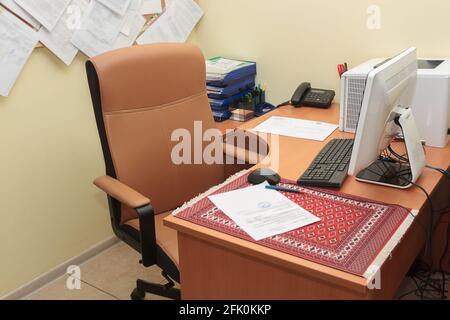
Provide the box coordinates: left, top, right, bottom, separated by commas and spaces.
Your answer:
340, 58, 450, 148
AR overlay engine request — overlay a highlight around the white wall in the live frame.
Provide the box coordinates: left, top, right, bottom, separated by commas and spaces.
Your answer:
193, 0, 450, 105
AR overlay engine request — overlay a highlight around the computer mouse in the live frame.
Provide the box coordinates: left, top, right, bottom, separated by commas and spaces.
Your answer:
248, 168, 281, 186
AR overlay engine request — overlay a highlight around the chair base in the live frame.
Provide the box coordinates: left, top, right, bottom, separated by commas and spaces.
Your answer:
130, 271, 181, 300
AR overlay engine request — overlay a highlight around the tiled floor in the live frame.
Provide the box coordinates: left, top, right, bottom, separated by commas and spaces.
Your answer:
26, 242, 170, 300
25, 242, 440, 300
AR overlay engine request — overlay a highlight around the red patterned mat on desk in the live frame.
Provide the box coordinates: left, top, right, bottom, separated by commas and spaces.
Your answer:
173, 171, 415, 277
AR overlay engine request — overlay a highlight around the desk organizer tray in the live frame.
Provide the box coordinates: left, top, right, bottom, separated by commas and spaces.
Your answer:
212, 110, 232, 122
207, 61, 256, 87
209, 89, 253, 111
207, 76, 255, 99
173, 170, 416, 278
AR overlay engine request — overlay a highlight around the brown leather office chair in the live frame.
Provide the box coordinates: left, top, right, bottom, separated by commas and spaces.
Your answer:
86, 43, 264, 300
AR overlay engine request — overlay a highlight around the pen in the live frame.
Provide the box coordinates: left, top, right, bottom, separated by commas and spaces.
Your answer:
265, 185, 301, 194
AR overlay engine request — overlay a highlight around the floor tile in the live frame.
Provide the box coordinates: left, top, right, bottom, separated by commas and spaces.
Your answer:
77, 242, 168, 300
26, 275, 116, 300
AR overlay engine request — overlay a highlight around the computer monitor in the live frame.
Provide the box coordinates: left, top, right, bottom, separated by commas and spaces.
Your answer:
348, 47, 426, 189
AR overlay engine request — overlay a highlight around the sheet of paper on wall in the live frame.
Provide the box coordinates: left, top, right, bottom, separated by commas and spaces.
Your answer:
135, 11, 178, 43
38, 0, 89, 66
252, 116, 339, 142
70, 1, 127, 58
14, 0, 71, 31
171, 0, 203, 39
0, 8, 38, 97
121, 0, 143, 36
97, 0, 131, 16
114, 13, 145, 49
140, 0, 162, 15
208, 182, 321, 241
136, 0, 203, 45
0, 0, 40, 29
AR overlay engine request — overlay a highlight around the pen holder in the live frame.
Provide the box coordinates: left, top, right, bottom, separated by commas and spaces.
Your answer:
259, 90, 266, 105
228, 86, 268, 121
253, 88, 266, 107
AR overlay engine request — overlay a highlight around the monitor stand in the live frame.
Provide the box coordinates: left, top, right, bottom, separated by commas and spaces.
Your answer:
356, 108, 427, 189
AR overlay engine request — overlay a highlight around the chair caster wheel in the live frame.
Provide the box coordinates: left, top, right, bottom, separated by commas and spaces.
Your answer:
131, 288, 146, 300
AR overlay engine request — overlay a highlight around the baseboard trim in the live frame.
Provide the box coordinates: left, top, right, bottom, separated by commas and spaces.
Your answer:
1, 236, 119, 300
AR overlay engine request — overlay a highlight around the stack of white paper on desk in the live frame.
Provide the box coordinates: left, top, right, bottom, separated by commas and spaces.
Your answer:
207, 58, 245, 75
206, 57, 255, 82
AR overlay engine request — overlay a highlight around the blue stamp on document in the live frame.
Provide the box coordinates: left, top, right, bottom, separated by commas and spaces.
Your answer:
257, 202, 272, 209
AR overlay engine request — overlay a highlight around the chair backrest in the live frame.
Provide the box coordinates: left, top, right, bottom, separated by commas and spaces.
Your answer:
87, 44, 225, 224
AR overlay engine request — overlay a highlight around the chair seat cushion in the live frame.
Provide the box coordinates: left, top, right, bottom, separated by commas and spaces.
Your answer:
124, 211, 178, 266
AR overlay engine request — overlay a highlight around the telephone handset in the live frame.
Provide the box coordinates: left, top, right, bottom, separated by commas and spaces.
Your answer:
280, 82, 335, 108
291, 82, 312, 106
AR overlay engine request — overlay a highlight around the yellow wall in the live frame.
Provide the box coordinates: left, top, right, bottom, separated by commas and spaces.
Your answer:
3, 0, 450, 296
193, 0, 450, 104
0, 50, 112, 296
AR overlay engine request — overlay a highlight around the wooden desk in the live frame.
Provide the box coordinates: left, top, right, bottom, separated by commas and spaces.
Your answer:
165, 103, 450, 299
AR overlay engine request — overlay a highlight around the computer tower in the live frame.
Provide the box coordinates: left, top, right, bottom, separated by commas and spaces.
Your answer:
339, 59, 383, 133
340, 58, 450, 148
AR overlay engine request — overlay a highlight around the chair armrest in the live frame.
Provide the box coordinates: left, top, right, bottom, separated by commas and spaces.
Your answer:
223, 145, 261, 164
94, 176, 150, 209
223, 129, 269, 164
94, 176, 156, 267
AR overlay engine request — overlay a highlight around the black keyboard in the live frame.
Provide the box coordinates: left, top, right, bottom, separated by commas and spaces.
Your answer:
298, 139, 354, 188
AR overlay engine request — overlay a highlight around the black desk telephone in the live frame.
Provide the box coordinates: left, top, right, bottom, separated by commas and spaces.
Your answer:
279, 82, 335, 108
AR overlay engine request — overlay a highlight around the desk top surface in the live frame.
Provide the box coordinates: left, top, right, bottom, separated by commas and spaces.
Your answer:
165, 103, 450, 292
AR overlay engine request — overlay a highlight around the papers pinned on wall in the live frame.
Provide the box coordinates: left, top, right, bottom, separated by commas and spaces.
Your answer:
14, 0, 71, 31
97, 0, 132, 16
38, 0, 89, 66
70, 0, 129, 58
0, 7, 38, 97
0, 0, 40, 29
137, 0, 203, 45
0, 0, 205, 97
141, 0, 162, 15
115, 13, 146, 49
121, 0, 143, 36
69, 0, 152, 58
